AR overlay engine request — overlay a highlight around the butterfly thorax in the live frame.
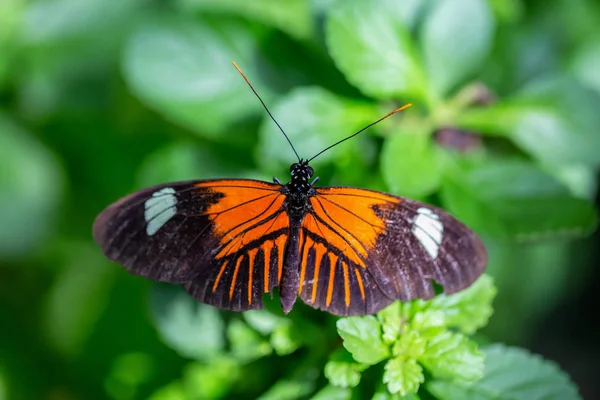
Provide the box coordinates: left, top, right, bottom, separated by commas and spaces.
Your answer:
283, 160, 315, 218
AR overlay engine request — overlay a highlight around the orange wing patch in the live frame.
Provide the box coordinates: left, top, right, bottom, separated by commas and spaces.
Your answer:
313, 187, 397, 247
297, 187, 401, 315
195, 180, 288, 260
195, 180, 290, 305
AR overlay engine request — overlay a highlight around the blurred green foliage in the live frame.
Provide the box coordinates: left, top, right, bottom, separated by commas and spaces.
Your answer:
1, 0, 599, 399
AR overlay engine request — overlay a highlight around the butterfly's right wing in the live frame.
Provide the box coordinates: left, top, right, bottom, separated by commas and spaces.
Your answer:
93, 179, 290, 311
296, 187, 487, 316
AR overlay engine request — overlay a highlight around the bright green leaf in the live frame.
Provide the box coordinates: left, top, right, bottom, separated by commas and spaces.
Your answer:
427, 344, 581, 400
176, 0, 313, 40
228, 319, 272, 363
425, 274, 496, 335
421, 0, 495, 96
336, 316, 390, 365
326, 0, 427, 99
419, 331, 484, 383
373, 390, 420, 400
123, 16, 265, 137
441, 158, 598, 240
150, 285, 225, 360
0, 114, 64, 258
257, 380, 314, 400
383, 357, 424, 396
381, 127, 442, 197
243, 310, 287, 335
270, 323, 301, 356
311, 385, 352, 400
377, 302, 402, 344
409, 309, 445, 332
392, 331, 426, 359
148, 381, 187, 400
325, 349, 363, 388
258, 87, 379, 170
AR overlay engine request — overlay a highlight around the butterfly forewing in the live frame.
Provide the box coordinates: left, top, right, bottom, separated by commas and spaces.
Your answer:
296, 187, 487, 316
93, 179, 290, 310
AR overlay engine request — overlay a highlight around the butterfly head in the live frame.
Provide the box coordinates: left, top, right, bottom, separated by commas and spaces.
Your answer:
289, 160, 315, 192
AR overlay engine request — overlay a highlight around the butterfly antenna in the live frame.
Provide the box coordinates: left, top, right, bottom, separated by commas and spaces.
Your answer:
308, 103, 413, 162
232, 61, 301, 162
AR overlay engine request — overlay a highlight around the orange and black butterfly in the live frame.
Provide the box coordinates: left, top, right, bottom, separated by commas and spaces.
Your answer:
93, 63, 487, 316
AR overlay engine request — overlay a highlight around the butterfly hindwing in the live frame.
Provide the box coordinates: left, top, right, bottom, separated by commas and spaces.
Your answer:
93, 179, 290, 311
296, 187, 487, 316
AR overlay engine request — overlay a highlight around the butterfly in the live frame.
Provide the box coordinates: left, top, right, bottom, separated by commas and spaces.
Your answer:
93, 63, 487, 316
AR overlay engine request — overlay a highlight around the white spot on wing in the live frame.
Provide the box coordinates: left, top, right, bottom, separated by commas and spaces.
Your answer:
412, 207, 443, 259
144, 187, 177, 236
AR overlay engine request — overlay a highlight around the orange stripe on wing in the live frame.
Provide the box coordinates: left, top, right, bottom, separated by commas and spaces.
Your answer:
212, 260, 229, 293
342, 261, 350, 308
326, 253, 337, 307
229, 256, 244, 301
354, 268, 366, 301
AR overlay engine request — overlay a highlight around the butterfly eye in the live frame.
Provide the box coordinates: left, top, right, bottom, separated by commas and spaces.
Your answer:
307, 166, 314, 176
290, 163, 298, 173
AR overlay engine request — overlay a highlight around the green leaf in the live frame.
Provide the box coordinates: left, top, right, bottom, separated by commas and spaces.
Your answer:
441, 157, 598, 240
257, 87, 379, 170
270, 323, 301, 356
148, 381, 187, 400
123, 16, 266, 137
425, 274, 496, 335
311, 385, 352, 400
150, 285, 225, 360
336, 316, 390, 365
325, 0, 427, 99
20, 0, 144, 46
176, 0, 313, 40
419, 331, 484, 383
0, 114, 64, 258
383, 357, 424, 396
408, 309, 445, 333
257, 380, 314, 400
227, 319, 272, 363
456, 78, 600, 167
137, 142, 263, 187
373, 390, 420, 400
381, 127, 442, 197
427, 344, 581, 400
377, 302, 402, 344
571, 36, 600, 94
0, 0, 23, 85
183, 357, 239, 400
392, 331, 426, 359
243, 310, 287, 335
421, 0, 495, 96
325, 349, 363, 388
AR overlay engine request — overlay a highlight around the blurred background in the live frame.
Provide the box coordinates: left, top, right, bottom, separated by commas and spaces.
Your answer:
1, 0, 599, 399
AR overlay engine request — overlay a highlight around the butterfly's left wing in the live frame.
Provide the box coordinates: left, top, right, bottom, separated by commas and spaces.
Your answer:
297, 187, 487, 316
93, 179, 290, 311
